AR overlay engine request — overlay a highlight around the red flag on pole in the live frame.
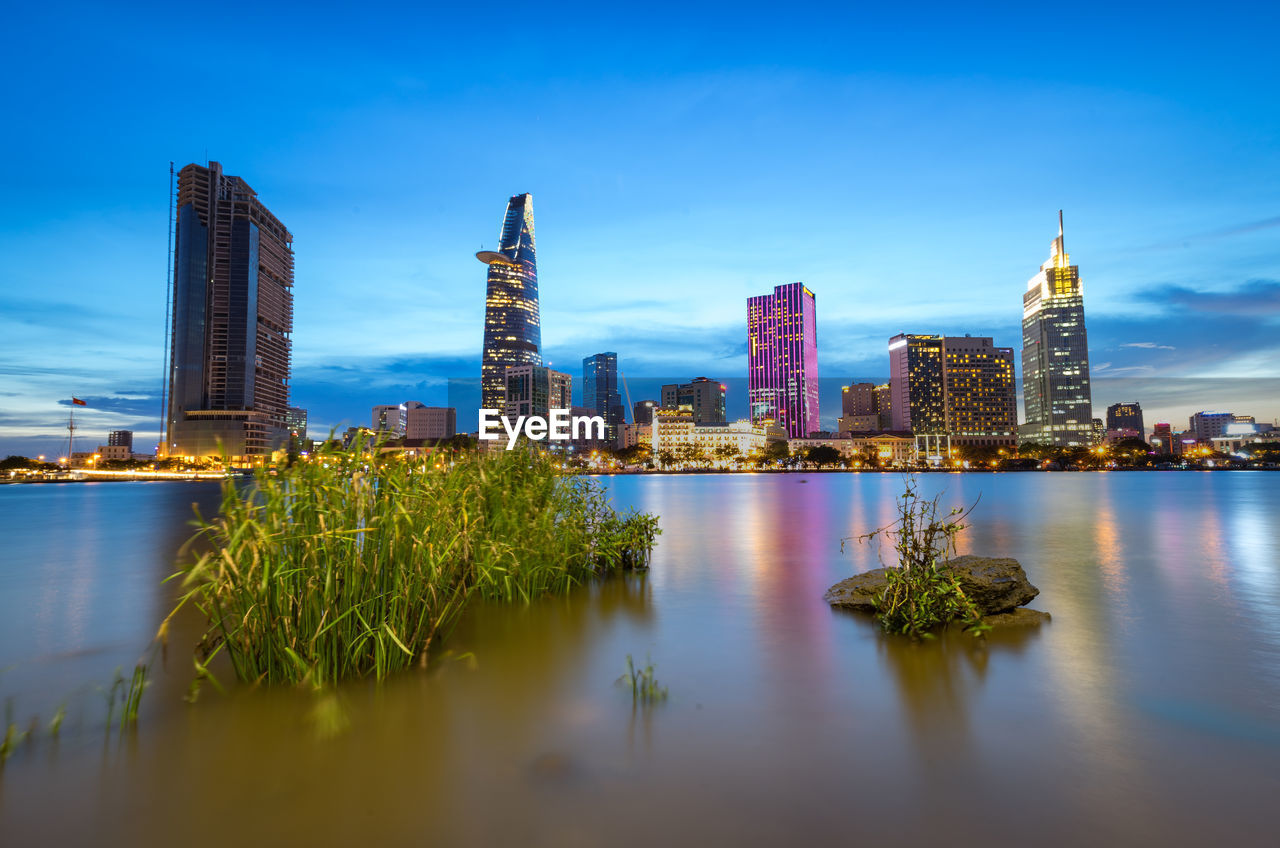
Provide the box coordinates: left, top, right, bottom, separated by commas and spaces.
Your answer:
72, 397, 87, 406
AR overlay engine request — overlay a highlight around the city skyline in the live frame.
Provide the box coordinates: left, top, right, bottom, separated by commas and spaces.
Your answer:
2, 4, 1279, 455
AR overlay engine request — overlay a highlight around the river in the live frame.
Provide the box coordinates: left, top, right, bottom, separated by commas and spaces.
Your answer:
1, 472, 1278, 846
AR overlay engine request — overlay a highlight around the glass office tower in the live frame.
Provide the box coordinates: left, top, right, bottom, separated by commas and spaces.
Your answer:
1020, 212, 1093, 446
479, 193, 541, 411
165, 162, 294, 459
583, 352, 624, 444
747, 282, 819, 438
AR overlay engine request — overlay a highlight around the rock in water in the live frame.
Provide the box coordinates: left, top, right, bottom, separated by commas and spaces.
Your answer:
823, 568, 890, 611
944, 555, 1039, 614
823, 556, 1040, 616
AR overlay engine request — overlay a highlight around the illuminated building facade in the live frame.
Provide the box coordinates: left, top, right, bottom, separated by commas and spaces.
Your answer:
838, 381, 879, 434
1150, 422, 1175, 453
651, 408, 770, 459
1020, 212, 1093, 446
479, 193, 541, 411
890, 333, 1016, 450
286, 408, 307, 440
1189, 411, 1234, 441
889, 334, 946, 435
661, 377, 727, 425
747, 283, 819, 438
942, 335, 1017, 447
165, 162, 294, 459
583, 352, 625, 444
504, 365, 571, 421
1106, 402, 1144, 440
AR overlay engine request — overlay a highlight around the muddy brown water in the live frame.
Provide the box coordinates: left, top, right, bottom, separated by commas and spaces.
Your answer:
1, 473, 1278, 846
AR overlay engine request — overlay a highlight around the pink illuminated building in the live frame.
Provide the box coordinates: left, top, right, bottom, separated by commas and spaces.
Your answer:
747, 282, 819, 438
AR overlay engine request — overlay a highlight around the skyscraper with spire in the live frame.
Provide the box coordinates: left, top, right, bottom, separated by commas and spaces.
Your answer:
1020, 211, 1093, 446
478, 194, 541, 411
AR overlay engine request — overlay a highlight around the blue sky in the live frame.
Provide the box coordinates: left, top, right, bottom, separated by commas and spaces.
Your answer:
2, 2, 1278, 455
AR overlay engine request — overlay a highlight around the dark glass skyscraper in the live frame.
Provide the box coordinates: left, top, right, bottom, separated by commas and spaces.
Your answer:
165, 162, 294, 459
1020, 212, 1093, 446
583, 352, 624, 444
478, 193, 541, 410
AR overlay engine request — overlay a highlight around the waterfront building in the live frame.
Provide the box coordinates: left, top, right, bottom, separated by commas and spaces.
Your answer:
651, 408, 771, 461
372, 404, 406, 436
889, 333, 1016, 452
1091, 418, 1105, 445
788, 433, 916, 467
1019, 212, 1093, 446
404, 403, 457, 441
583, 352, 625, 444
747, 283, 819, 438
874, 383, 892, 430
1107, 402, 1144, 439
478, 193, 541, 411
621, 422, 652, 449
838, 414, 881, 433
941, 335, 1017, 448
96, 444, 132, 462
1150, 422, 1175, 453
285, 408, 307, 440
633, 400, 658, 426
165, 162, 294, 460
107, 430, 133, 450
842, 382, 876, 417
838, 382, 878, 433
660, 377, 726, 425
889, 334, 946, 436
1190, 411, 1234, 441
504, 365, 571, 421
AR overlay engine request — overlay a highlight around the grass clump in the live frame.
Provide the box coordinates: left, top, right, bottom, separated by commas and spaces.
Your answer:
165, 443, 659, 688
618, 655, 667, 705
848, 476, 985, 638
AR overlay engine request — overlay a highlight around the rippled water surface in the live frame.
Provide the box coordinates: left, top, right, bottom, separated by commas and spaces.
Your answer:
1, 473, 1278, 846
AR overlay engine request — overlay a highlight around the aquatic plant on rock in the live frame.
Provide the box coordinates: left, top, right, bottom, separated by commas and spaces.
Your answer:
832, 477, 1045, 637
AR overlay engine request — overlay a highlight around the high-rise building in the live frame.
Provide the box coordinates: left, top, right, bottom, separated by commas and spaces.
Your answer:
404, 403, 456, 441
889, 334, 946, 435
874, 383, 892, 431
1189, 411, 1234, 441
660, 377, 726, 425
285, 408, 307, 439
1106, 402, 1144, 439
890, 334, 1016, 449
747, 283, 819, 438
1091, 418, 1105, 446
1151, 423, 1174, 453
372, 404, 406, 435
838, 382, 879, 433
942, 335, 1017, 447
107, 430, 133, 450
165, 162, 294, 459
478, 194, 540, 411
1020, 212, 1093, 446
633, 400, 658, 426
504, 365, 571, 421
583, 352, 625, 444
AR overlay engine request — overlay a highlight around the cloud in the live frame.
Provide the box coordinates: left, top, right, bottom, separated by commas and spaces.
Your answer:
1120, 342, 1176, 350
1139, 278, 1280, 316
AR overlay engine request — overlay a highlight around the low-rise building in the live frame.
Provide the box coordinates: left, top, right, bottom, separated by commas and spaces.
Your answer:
651, 409, 771, 461
788, 433, 917, 467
